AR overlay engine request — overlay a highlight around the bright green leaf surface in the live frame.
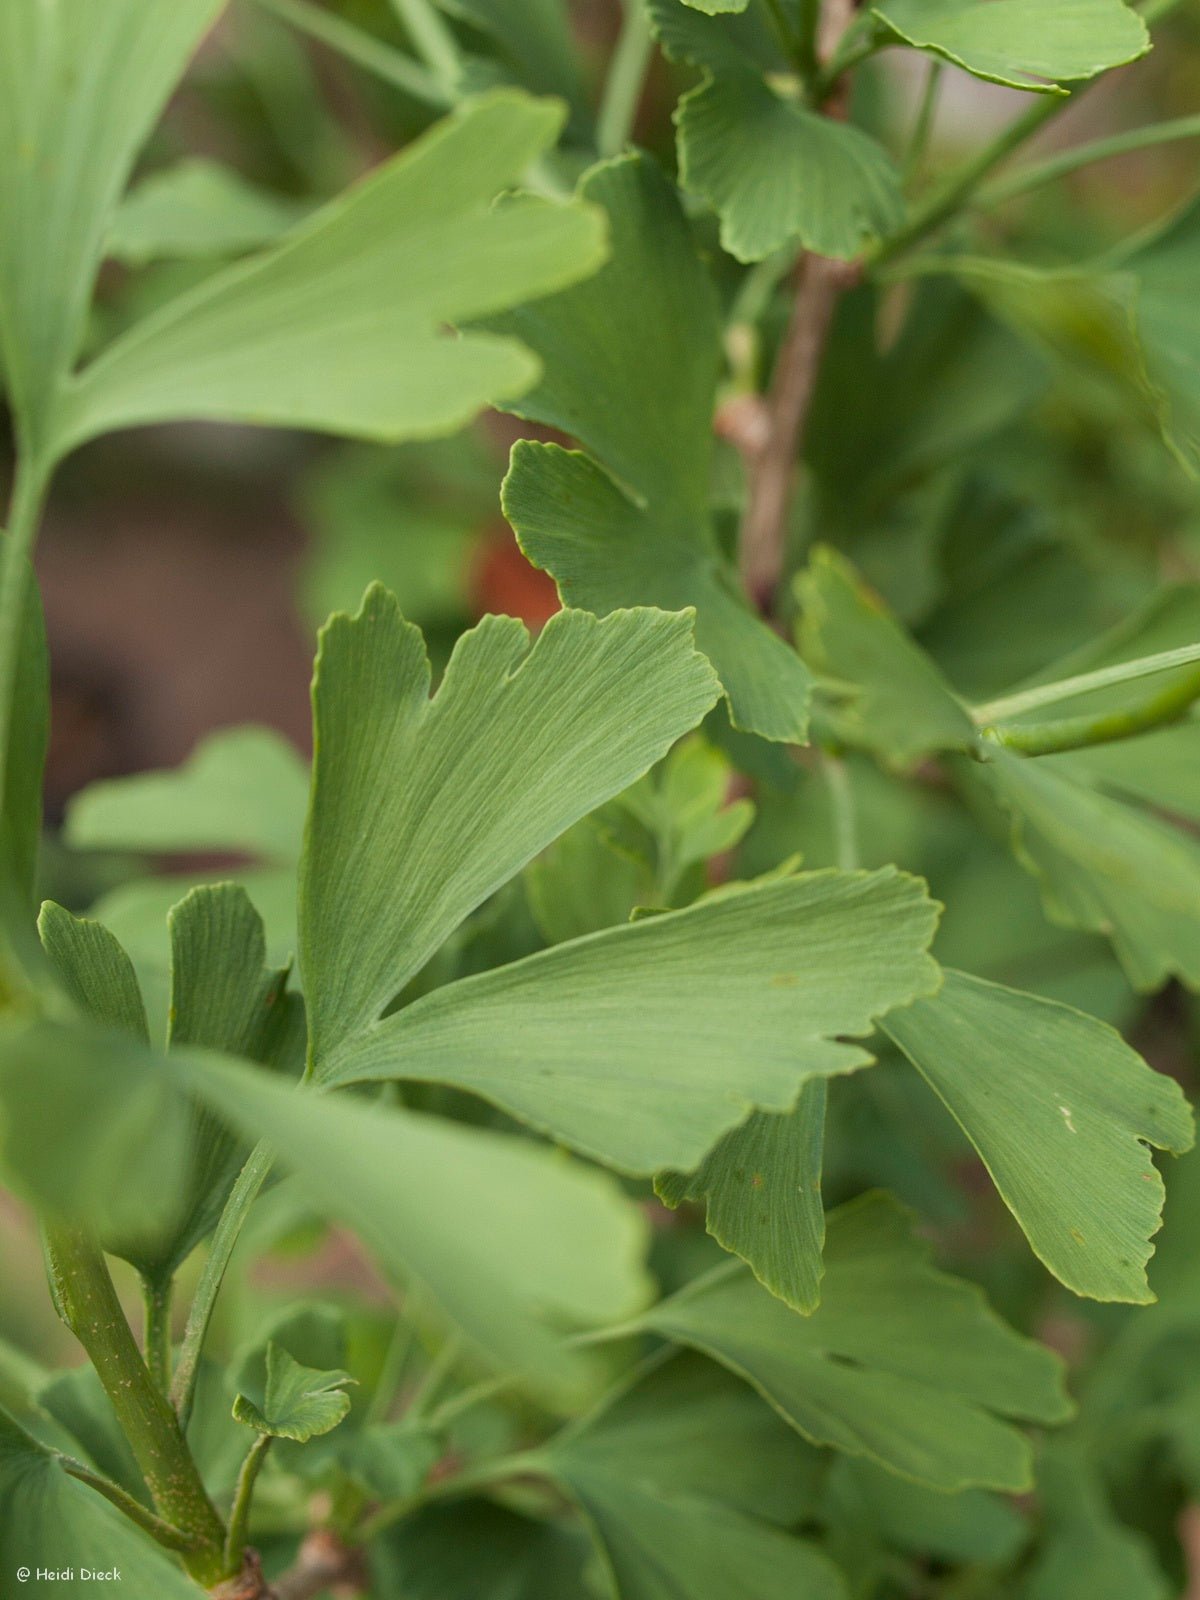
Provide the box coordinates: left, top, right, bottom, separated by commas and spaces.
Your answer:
107, 158, 309, 266
885, 970, 1194, 1302
797, 547, 978, 765
544, 1354, 843, 1600
65, 725, 308, 865
0, 1409, 201, 1599
38, 903, 149, 1041
185, 1053, 651, 1407
54, 92, 607, 455
300, 587, 720, 1063
497, 155, 812, 740
986, 748, 1200, 991
233, 1342, 354, 1441
329, 868, 940, 1173
0, 0, 224, 450
656, 1081, 828, 1313
651, 0, 903, 261
871, 0, 1149, 93
629, 1192, 1071, 1490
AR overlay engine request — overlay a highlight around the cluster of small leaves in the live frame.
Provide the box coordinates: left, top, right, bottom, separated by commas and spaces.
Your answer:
1, 0, 1199, 1597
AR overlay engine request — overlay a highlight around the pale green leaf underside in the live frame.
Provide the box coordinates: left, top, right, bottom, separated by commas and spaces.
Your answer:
627, 1193, 1071, 1491
0, 0, 225, 444
233, 1343, 354, 1442
301, 587, 720, 1064
797, 547, 977, 765
52, 92, 607, 455
0, 1410, 201, 1599
871, 0, 1149, 93
656, 1082, 828, 1314
650, 0, 903, 261
65, 725, 307, 865
885, 970, 1194, 1303
329, 868, 940, 1173
986, 748, 1200, 991
184, 1052, 651, 1408
494, 155, 812, 741
107, 158, 308, 266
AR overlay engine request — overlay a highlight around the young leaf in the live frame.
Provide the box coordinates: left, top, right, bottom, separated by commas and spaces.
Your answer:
0, 0, 225, 449
985, 748, 1200, 991
797, 547, 978, 766
0, 1409, 202, 1600
233, 1342, 354, 1442
37, 903, 150, 1041
53, 92, 607, 456
656, 1081, 828, 1314
326, 868, 941, 1174
885, 970, 1194, 1302
300, 587, 720, 1063
625, 1192, 1071, 1491
107, 159, 308, 267
870, 0, 1150, 94
183, 1052, 652, 1408
497, 154, 813, 741
543, 1354, 844, 1600
650, 0, 904, 261
65, 725, 308, 865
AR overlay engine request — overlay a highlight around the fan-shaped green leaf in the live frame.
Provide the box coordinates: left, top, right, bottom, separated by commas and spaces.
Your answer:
53, 92, 607, 456
300, 587, 720, 1065
885, 970, 1194, 1302
497, 155, 813, 740
625, 1192, 1071, 1490
233, 1342, 355, 1442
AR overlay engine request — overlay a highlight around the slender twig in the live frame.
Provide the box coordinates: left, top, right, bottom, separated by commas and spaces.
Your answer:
981, 665, 1200, 758
973, 642, 1200, 723
976, 113, 1200, 208
44, 1224, 227, 1584
404, 1334, 462, 1424
738, 253, 852, 611
173, 1141, 275, 1430
59, 1457, 211, 1556
224, 1435, 274, 1575
252, 0, 449, 108
0, 455, 47, 849
386, 0, 462, 91
143, 1277, 173, 1396
903, 61, 943, 181
821, 751, 859, 869
596, 0, 655, 156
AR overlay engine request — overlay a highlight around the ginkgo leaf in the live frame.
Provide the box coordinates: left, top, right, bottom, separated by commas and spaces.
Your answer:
870, 0, 1149, 94
650, 0, 903, 261
326, 869, 941, 1174
985, 748, 1200, 991
796, 547, 978, 766
624, 1192, 1071, 1491
542, 1355, 845, 1600
51, 92, 608, 458
233, 1343, 355, 1442
656, 1082, 828, 1313
38, 903, 149, 1042
0, 1409, 202, 1600
885, 970, 1194, 1303
0, 0, 225, 448
497, 155, 813, 740
65, 725, 308, 864
300, 587, 720, 1064
107, 158, 309, 266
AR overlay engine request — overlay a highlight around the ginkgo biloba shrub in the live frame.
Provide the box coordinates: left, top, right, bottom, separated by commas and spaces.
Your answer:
1, 0, 1200, 1596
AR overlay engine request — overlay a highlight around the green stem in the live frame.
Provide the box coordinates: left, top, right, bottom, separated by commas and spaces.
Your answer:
981, 665, 1200, 758
795, 0, 821, 84
0, 455, 46, 815
252, 0, 449, 107
44, 1224, 226, 1584
973, 642, 1200, 722
224, 1434, 273, 1574
172, 1141, 274, 1432
404, 1335, 461, 1424
143, 1278, 173, 1396
59, 1456, 212, 1557
903, 61, 943, 181
976, 113, 1200, 207
596, 0, 654, 157
357, 1450, 537, 1542
821, 751, 858, 870
386, 0, 462, 90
